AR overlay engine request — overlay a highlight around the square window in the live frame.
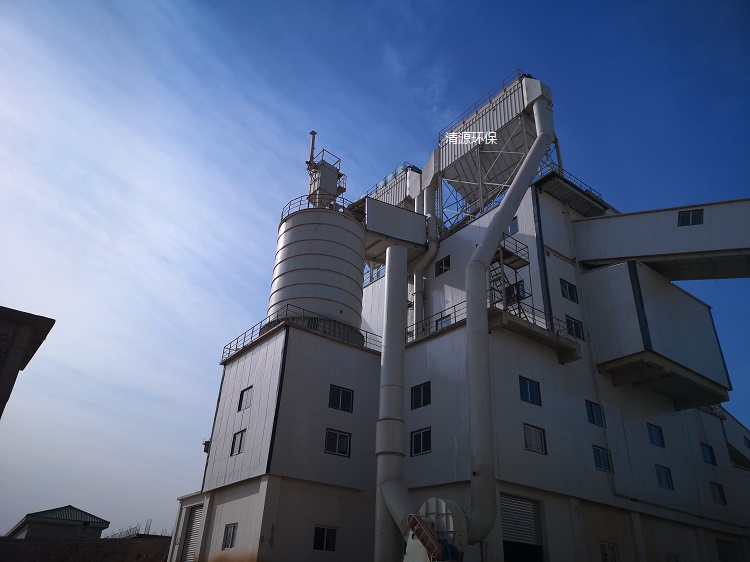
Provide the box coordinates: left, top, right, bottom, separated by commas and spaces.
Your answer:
435, 255, 450, 277
600, 542, 618, 562
655, 465, 673, 490
435, 314, 452, 331
710, 481, 727, 505
700, 442, 716, 465
523, 424, 547, 455
411, 381, 431, 410
411, 427, 431, 456
648, 423, 665, 447
593, 445, 612, 472
313, 526, 337, 552
560, 278, 579, 303
519, 376, 541, 406
230, 429, 246, 456
586, 400, 605, 427
222, 523, 237, 550
324, 429, 351, 457
677, 208, 703, 227
565, 315, 585, 340
238, 386, 253, 412
328, 384, 353, 413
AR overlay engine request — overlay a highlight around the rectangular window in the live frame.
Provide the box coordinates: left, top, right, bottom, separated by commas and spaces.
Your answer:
411, 381, 431, 410
565, 315, 585, 340
519, 376, 541, 406
523, 424, 547, 455
222, 523, 237, 550
700, 442, 716, 465
507, 216, 519, 236
600, 542, 618, 562
324, 429, 351, 457
328, 384, 353, 413
647, 423, 665, 447
586, 400, 605, 427
593, 445, 612, 472
313, 526, 337, 552
710, 481, 727, 505
677, 208, 703, 227
560, 278, 579, 303
655, 465, 674, 490
230, 430, 246, 456
411, 427, 431, 456
435, 255, 450, 276
435, 314, 452, 331
238, 386, 253, 412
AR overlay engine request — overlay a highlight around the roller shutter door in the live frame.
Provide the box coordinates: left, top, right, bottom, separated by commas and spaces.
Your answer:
180, 504, 203, 562
499, 494, 542, 545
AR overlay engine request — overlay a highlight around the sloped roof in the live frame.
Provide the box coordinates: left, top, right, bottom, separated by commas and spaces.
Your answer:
26, 505, 109, 524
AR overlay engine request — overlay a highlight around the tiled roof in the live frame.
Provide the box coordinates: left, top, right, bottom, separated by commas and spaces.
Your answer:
26, 505, 109, 524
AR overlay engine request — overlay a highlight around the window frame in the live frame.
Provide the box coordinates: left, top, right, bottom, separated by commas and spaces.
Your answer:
600, 542, 618, 562
677, 208, 704, 227
435, 314, 452, 331
593, 445, 613, 472
313, 525, 337, 552
411, 427, 432, 457
435, 255, 450, 277
411, 381, 431, 410
523, 423, 547, 455
700, 442, 716, 465
328, 384, 354, 413
507, 216, 519, 236
519, 376, 542, 406
586, 400, 605, 427
655, 464, 674, 490
238, 386, 253, 412
710, 481, 727, 505
230, 429, 246, 456
565, 315, 585, 340
222, 523, 238, 550
324, 428, 351, 458
647, 423, 665, 447
560, 278, 579, 304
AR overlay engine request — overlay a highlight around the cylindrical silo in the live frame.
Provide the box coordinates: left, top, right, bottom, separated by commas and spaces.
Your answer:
268, 205, 366, 337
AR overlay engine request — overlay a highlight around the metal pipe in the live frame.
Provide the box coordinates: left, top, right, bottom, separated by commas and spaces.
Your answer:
464, 91, 555, 544
413, 184, 438, 333
375, 245, 417, 562
307, 130, 317, 165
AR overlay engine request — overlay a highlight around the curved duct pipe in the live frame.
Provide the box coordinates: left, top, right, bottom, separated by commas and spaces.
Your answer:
375, 245, 418, 562
464, 93, 555, 544
412, 184, 438, 331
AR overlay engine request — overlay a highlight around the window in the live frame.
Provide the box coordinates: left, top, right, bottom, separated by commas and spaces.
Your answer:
677, 208, 703, 227
519, 376, 541, 406
411, 427, 431, 456
560, 278, 579, 303
523, 424, 547, 455
313, 526, 337, 552
744, 436, 750, 449
700, 442, 716, 465
328, 384, 353, 413
238, 386, 253, 412
435, 255, 450, 276
586, 400, 605, 427
665, 554, 680, 562
565, 315, 585, 340
507, 216, 519, 236
411, 381, 431, 410
647, 423, 665, 447
710, 481, 727, 505
593, 446, 612, 472
655, 465, 674, 490
324, 428, 351, 457
230, 429, 246, 456
600, 542, 618, 562
222, 523, 237, 550
435, 314, 452, 331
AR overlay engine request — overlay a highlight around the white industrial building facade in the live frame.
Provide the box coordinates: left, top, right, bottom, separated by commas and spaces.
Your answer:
168, 73, 750, 562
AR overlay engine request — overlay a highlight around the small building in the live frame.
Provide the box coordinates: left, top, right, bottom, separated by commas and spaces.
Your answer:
6, 505, 110, 540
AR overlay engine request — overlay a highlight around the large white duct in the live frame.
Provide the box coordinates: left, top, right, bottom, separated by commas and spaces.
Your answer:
464, 85, 555, 544
412, 183, 438, 331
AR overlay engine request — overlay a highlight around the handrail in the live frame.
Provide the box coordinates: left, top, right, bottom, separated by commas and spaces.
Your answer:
280, 194, 357, 223
534, 161, 603, 200
222, 304, 382, 362
366, 162, 414, 198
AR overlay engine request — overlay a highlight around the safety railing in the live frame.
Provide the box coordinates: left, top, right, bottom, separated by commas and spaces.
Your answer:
534, 161, 603, 200
280, 194, 356, 223
222, 304, 382, 362
407, 300, 467, 343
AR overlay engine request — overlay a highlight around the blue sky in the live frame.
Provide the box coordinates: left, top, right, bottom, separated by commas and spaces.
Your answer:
0, 0, 748, 536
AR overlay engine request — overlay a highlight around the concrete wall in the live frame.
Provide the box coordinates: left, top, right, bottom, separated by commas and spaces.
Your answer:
21, 521, 105, 540
0, 537, 170, 562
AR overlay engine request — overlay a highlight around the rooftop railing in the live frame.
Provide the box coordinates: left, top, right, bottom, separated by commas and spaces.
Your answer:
280, 194, 357, 223
534, 161, 603, 200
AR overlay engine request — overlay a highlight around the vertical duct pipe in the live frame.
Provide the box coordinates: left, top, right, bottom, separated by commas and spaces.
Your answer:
375, 245, 418, 562
412, 184, 439, 335
464, 93, 555, 544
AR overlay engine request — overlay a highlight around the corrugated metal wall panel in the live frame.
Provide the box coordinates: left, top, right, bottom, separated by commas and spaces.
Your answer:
180, 505, 203, 562
499, 494, 543, 545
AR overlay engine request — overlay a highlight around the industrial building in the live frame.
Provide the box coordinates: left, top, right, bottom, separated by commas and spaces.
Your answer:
167, 72, 750, 562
